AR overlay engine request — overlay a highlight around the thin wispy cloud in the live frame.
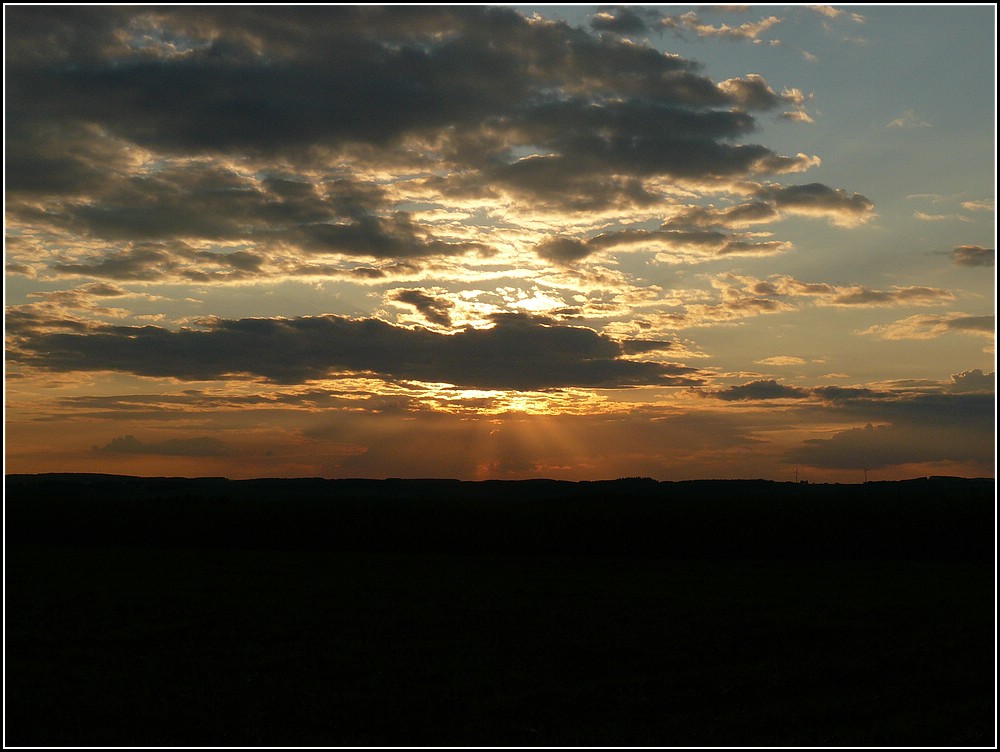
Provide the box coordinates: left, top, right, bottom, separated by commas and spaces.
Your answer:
887, 110, 931, 129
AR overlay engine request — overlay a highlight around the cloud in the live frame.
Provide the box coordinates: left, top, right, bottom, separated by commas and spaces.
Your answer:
705, 379, 811, 401
755, 356, 807, 366
887, 110, 931, 129
535, 227, 793, 265
10, 312, 704, 390
860, 313, 994, 340
286, 213, 490, 259
914, 211, 972, 223
780, 110, 814, 124
15, 161, 489, 270
811, 385, 888, 402
659, 183, 872, 232
535, 237, 592, 264
6, 261, 38, 277
664, 202, 779, 229
717, 273, 954, 309
949, 245, 994, 267
7, 7, 786, 157
753, 183, 874, 226
949, 369, 994, 393
620, 339, 675, 355
788, 420, 989, 470
53, 244, 180, 281
660, 11, 782, 44
776, 380, 995, 470
809, 6, 843, 19
94, 434, 230, 456
806, 5, 865, 23
590, 7, 660, 35
786, 389, 994, 470
392, 289, 455, 328
825, 286, 954, 306
6, 5, 842, 228
960, 199, 993, 212
717, 74, 787, 109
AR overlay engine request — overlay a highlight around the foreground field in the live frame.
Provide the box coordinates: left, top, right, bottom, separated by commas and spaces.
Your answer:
5, 476, 995, 745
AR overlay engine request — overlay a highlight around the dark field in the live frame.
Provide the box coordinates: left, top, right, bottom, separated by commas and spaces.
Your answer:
5, 475, 996, 746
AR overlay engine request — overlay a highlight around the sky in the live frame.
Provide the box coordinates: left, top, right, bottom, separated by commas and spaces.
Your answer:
4, 5, 996, 482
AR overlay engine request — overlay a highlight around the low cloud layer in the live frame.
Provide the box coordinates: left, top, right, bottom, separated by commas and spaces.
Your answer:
704, 377, 995, 471
10, 313, 701, 389
707, 379, 811, 401
950, 245, 994, 267
94, 434, 230, 457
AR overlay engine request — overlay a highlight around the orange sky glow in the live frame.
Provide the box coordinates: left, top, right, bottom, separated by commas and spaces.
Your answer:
4, 6, 995, 481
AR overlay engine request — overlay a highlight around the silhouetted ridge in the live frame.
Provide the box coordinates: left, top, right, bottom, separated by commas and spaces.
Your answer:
5, 474, 992, 560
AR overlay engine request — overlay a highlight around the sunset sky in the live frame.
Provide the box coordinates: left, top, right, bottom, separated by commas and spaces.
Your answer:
4, 5, 996, 481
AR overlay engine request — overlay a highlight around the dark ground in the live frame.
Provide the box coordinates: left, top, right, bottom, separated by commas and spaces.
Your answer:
5, 475, 996, 746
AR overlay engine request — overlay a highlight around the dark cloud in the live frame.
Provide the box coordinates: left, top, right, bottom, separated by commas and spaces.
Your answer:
620, 339, 675, 354
82, 282, 129, 297
950, 245, 994, 267
945, 315, 994, 333
10, 312, 703, 390
48, 241, 268, 283
707, 379, 811, 401
478, 97, 780, 208
94, 434, 230, 456
49, 389, 424, 422
25, 283, 132, 309
535, 227, 789, 264
287, 213, 490, 259
800, 388, 995, 430
754, 183, 874, 224
535, 237, 592, 264
5, 121, 128, 197
788, 422, 989, 470
4, 308, 94, 337
52, 244, 180, 281
949, 369, 994, 393
491, 137, 777, 200
871, 392, 995, 426
661, 184, 875, 231
13, 158, 483, 265
787, 391, 995, 470
7, 7, 727, 157
783, 384, 996, 470
393, 290, 454, 327
6, 5, 835, 219
288, 261, 423, 282
717, 74, 786, 110
663, 202, 779, 230
811, 386, 887, 402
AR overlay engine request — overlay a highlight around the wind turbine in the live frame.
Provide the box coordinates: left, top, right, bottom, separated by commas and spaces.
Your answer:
863, 467, 869, 483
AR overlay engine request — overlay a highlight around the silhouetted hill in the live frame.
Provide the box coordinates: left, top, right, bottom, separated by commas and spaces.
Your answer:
6, 474, 993, 559
7, 474, 994, 745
